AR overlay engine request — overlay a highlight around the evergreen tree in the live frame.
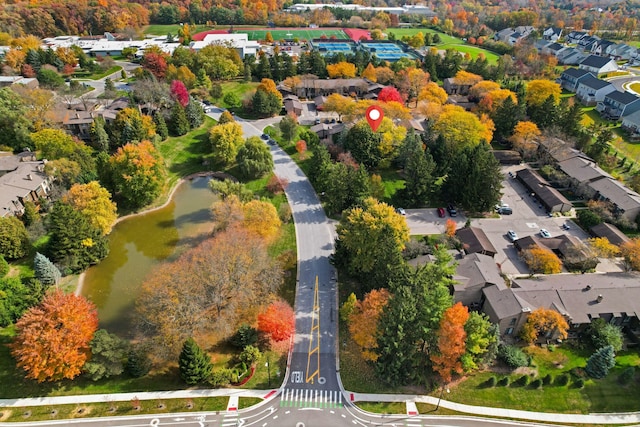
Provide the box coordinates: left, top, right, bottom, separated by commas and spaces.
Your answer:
126, 346, 152, 378
243, 63, 252, 82
25, 49, 42, 71
33, 252, 61, 285
89, 117, 110, 152
528, 95, 558, 129
170, 102, 190, 136
179, 337, 213, 385
104, 78, 116, 97
256, 54, 272, 79
398, 133, 435, 208
585, 345, 616, 379
185, 98, 205, 129
153, 111, 169, 141
491, 96, 523, 143
196, 69, 212, 89
83, 329, 130, 381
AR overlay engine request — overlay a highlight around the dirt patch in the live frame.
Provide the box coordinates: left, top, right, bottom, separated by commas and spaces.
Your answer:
513, 366, 538, 376
0, 409, 12, 421
72, 406, 91, 417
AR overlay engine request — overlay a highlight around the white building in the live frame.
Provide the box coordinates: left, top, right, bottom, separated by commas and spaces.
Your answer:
189, 33, 260, 58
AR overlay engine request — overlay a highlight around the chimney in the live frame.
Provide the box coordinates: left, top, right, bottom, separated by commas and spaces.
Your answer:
27, 174, 33, 180
596, 294, 603, 303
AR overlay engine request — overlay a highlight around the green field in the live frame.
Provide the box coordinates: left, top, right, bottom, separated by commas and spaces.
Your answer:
386, 28, 461, 45
240, 28, 347, 41
439, 43, 500, 64
144, 24, 211, 36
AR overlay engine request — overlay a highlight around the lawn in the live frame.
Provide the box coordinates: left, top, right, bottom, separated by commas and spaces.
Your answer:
240, 28, 346, 41
143, 24, 211, 36
438, 43, 500, 64
386, 28, 461, 45
219, 81, 259, 109
73, 66, 122, 81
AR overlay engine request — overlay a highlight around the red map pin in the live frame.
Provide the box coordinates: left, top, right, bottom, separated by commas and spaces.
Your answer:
365, 105, 384, 132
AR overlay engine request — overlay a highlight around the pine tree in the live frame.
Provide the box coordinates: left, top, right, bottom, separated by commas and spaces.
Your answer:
185, 98, 204, 129
90, 117, 110, 152
153, 112, 169, 141
33, 252, 61, 286
126, 347, 152, 378
585, 345, 616, 379
170, 102, 190, 136
178, 337, 213, 385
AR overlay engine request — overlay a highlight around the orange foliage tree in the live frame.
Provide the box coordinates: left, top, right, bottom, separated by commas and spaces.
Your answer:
445, 219, 457, 237
348, 288, 390, 361
11, 289, 98, 382
620, 237, 640, 271
520, 308, 568, 343
361, 63, 377, 81
295, 140, 307, 159
257, 299, 295, 342
523, 246, 562, 274
430, 302, 469, 383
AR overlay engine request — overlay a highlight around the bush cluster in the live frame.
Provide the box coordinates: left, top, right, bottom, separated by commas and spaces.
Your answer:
497, 344, 529, 368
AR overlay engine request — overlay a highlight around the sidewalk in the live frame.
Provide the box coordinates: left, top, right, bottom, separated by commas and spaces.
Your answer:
352, 392, 640, 425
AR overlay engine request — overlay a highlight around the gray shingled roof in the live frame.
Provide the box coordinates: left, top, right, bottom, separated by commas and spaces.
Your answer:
578, 75, 613, 90
580, 55, 613, 68
558, 156, 611, 183
454, 253, 505, 290
606, 90, 640, 105
562, 68, 591, 79
590, 222, 631, 246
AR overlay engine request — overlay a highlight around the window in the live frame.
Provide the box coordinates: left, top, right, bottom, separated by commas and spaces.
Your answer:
506, 327, 514, 335
509, 318, 516, 326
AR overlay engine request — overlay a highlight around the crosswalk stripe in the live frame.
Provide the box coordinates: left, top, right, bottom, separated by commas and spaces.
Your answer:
280, 388, 343, 408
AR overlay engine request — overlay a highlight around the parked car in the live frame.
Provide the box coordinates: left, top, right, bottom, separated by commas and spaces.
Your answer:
495, 201, 508, 211
395, 207, 406, 216
539, 229, 551, 238
437, 207, 446, 218
261, 133, 269, 140
507, 230, 518, 241
561, 223, 571, 230
498, 206, 513, 215
447, 204, 457, 217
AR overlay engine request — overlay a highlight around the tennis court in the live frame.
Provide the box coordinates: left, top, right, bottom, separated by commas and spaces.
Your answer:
316, 42, 355, 54
360, 42, 416, 61
239, 28, 347, 41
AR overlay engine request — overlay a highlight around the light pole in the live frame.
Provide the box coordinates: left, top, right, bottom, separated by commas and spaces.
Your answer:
434, 384, 449, 412
265, 356, 271, 388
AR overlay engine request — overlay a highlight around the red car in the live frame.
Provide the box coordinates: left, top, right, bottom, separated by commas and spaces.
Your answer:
437, 207, 446, 218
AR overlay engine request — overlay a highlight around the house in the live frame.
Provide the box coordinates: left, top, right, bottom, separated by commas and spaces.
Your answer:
596, 90, 640, 120
590, 222, 631, 247
541, 42, 564, 56
558, 68, 592, 92
452, 252, 504, 308
516, 168, 573, 213
577, 35, 601, 53
293, 78, 377, 99
610, 43, 636, 60
537, 137, 591, 164
592, 39, 617, 56
0, 76, 39, 89
543, 27, 563, 42
309, 122, 344, 140
566, 31, 588, 44
455, 227, 497, 257
514, 233, 597, 272
313, 95, 327, 111
189, 33, 260, 58
0, 153, 53, 218
283, 95, 304, 116
493, 26, 535, 46
578, 55, 618, 76
557, 156, 611, 191
620, 109, 640, 135
443, 77, 480, 96
482, 273, 640, 337
586, 177, 640, 221
575, 75, 616, 106
558, 48, 587, 65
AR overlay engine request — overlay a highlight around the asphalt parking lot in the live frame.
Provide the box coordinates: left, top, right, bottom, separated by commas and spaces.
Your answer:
405, 165, 623, 276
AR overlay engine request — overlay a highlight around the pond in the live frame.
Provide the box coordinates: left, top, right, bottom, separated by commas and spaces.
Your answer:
81, 177, 216, 337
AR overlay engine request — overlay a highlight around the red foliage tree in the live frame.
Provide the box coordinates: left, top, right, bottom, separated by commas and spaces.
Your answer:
266, 175, 289, 195
61, 64, 75, 76
142, 52, 168, 80
257, 299, 295, 342
377, 86, 404, 104
430, 302, 469, 383
170, 80, 189, 107
21, 63, 36, 78
295, 140, 307, 159
10, 289, 98, 382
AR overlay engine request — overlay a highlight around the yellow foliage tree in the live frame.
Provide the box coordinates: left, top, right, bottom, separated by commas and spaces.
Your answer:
242, 200, 281, 240
454, 70, 483, 87
374, 66, 395, 85
379, 100, 411, 121
418, 82, 448, 105
265, 32, 274, 43
620, 238, 640, 271
477, 88, 517, 114
348, 288, 390, 361
525, 79, 561, 107
209, 122, 245, 165
445, 219, 457, 237
322, 93, 355, 121
416, 100, 444, 120
375, 116, 407, 161
588, 237, 621, 258
257, 78, 282, 101
11, 35, 41, 51
468, 80, 501, 100
523, 246, 562, 274
509, 121, 540, 159
326, 61, 357, 79
63, 181, 117, 236
361, 63, 377, 82
4, 49, 26, 70
521, 308, 568, 343
433, 104, 492, 149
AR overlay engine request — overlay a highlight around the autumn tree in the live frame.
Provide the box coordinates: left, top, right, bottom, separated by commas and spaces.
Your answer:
523, 246, 562, 274
525, 79, 561, 108
348, 289, 390, 361
109, 108, 156, 147
377, 86, 404, 104
109, 140, 165, 209
33, 252, 61, 286
11, 289, 98, 382
333, 197, 410, 289
588, 237, 621, 258
179, 337, 213, 385
468, 80, 500, 101
445, 219, 457, 237
170, 80, 189, 107
243, 200, 281, 240
142, 51, 168, 79
454, 70, 483, 87
136, 228, 282, 358
620, 238, 640, 271
418, 82, 448, 105
211, 195, 244, 232
361, 63, 377, 81
257, 299, 295, 342
0, 216, 30, 260
509, 121, 540, 158
237, 136, 274, 179
395, 67, 430, 106
209, 122, 245, 165
296, 140, 307, 159
326, 61, 357, 79
63, 181, 117, 235
322, 93, 354, 121
219, 110, 235, 124
431, 302, 469, 383
520, 308, 569, 343
433, 105, 493, 150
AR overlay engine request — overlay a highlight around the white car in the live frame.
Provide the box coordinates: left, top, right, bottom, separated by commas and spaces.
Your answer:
507, 230, 518, 241
539, 229, 551, 238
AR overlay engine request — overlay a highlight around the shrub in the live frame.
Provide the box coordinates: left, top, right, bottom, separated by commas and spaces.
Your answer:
0, 255, 8, 278
542, 374, 553, 385
555, 373, 570, 386
619, 366, 635, 385
125, 347, 151, 378
516, 375, 530, 386
497, 377, 510, 386
230, 324, 259, 349
530, 378, 542, 389
485, 376, 497, 387
574, 378, 585, 389
497, 344, 529, 368
209, 368, 234, 387
278, 203, 292, 223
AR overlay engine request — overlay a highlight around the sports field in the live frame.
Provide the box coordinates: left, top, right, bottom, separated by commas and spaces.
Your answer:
239, 28, 347, 41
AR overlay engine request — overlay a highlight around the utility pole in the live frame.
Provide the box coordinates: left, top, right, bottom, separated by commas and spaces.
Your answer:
266, 356, 271, 388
